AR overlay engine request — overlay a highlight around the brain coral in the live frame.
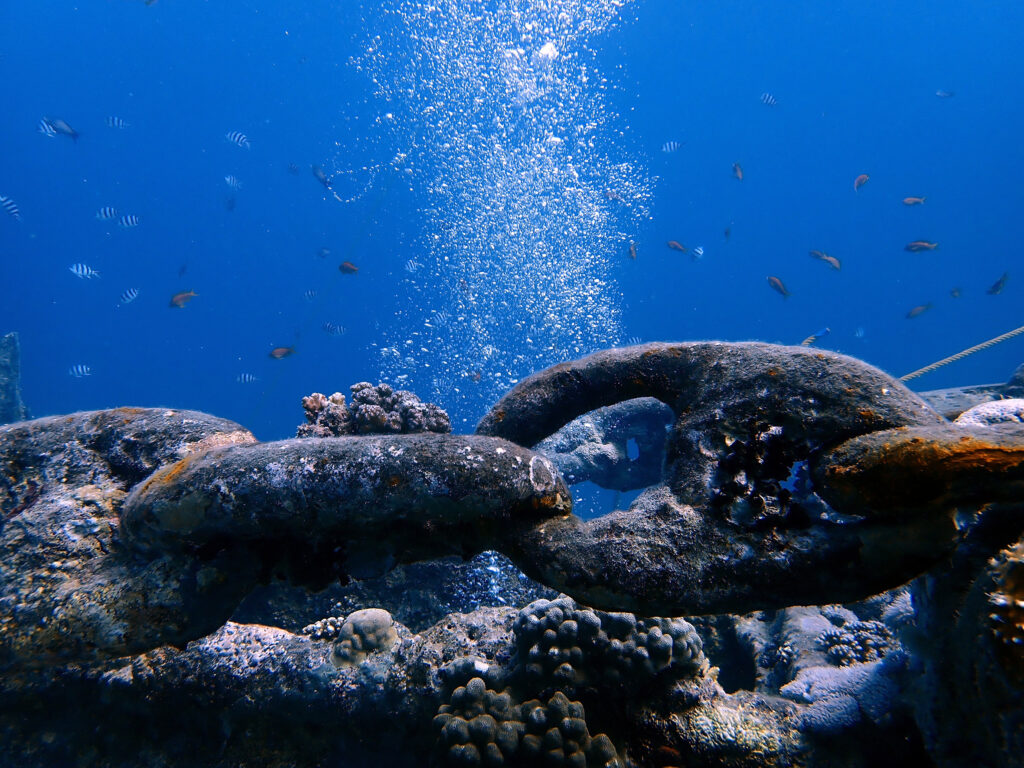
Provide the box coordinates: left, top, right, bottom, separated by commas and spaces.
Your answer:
330, 608, 398, 668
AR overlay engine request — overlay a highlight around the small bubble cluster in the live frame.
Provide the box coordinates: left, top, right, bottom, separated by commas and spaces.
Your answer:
296, 383, 450, 437
514, 596, 706, 691
816, 620, 897, 666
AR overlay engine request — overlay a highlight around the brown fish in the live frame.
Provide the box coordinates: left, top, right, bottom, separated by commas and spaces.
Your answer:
628, 242, 637, 260
338, 261, 359, 274
987, 272, 1009, 295
169, 290, 197, 308
854, 173, 869, 191
808, 250, 841, 270
902, 196, 926, 205
906, 303, 933, 319
666, 240, 687, 253
269, 346, 295, 359
767, 276, 790, 298
732, 163, 743, 181
723, 225, 731, 241
904, 240, 938, 252
48, 118, 79, 141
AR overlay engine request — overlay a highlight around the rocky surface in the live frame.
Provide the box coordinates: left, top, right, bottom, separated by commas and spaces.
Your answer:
918, 362, 1024, 418
0, 332, 28, 425
1, 345, 1023, 767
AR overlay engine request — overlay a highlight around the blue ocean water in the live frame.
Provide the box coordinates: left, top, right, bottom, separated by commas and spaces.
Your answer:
2, 0, 1022, 446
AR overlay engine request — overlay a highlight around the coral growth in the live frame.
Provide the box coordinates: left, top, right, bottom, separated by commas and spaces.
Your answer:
989, 537, 1024, 680
297, 382, 451, 437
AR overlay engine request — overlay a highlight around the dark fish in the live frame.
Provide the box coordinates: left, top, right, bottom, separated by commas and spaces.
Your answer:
854, 173, 870, 191
809, 251, 841, 270
723, 225, 731, 241
96, 206, 118, 221
169, 290, 197, 308
950, 287, 962, 298
69, 263, 100, 279
902, 196, 926, 205
269, 346, 295, 359
224, 196, 236, 212
904, 240, 938, 252
226, 131, 251, 149
760, 92, 777, 106
0, 195, 21, 221
117, 287, 140, 306
118, 214, 140, 228
312, 164, 332, 189
339, 261, 359, 274
318, 247, 330, 259
287, 163, 300, 175
986, 272, 1009, 295
178, 264, 187, 277
236, 373, 258, 384
68, 364, 92, 378
105, 116, 130, 129
666, 240, 687, 253
906, 303, 933, 319
732, 163, 743, 181
628, 242, 637, 260
767, 276, 790, 298
47, 118, 79, 141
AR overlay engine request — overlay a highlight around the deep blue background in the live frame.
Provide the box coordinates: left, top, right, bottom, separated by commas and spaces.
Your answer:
1, 0, 1022, 442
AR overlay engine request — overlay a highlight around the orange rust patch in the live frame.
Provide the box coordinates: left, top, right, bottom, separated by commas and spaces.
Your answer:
768, 368, 778, 377
493, 410, 505, 423
858, 409, 876, 420
388, 475, 402, 488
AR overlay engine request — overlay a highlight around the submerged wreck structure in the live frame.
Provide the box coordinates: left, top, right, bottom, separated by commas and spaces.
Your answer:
1, 342, 1022, 767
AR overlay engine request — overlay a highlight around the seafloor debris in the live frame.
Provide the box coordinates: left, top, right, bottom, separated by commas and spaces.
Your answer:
0, 332, 29, 424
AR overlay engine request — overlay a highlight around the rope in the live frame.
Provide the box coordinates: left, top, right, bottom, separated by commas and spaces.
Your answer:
899, 323, 1024, 382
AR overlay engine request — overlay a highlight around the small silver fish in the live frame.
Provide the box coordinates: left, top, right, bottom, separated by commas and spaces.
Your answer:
47, 117, 79, 140
69, 263, 100, 279
105, 116, 130, 129
68, 364, 92, 377
405, 259, 422, 274
0, 195, 21, 221
661, 140, 683, 153
760, 92, 778, 106
117, 287, 140, 306
226, 131, 251, 149
311, 164, 332, 189
224, 175, 242, 190
236, 373, 258, 384
303, 289, 318, 301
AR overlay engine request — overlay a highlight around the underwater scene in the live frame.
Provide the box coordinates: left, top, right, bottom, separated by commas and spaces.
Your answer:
1, 1, 1022, 766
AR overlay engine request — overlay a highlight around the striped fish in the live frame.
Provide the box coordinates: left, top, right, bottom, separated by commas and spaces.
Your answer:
404, 259, 422, 274
118, 214, 140, 228
224, 175, 242, 190
661, 140, 683, 153
303, 289, 318, 301
117, 287, 140, 306
0, 195, 21, 221
68, 364, 92, 378
236, 373, 258, 384
322, 321, 346, 336
69, 263, 100, 279
96, 206, 118, 221
760, 92, 778, 106
226, 131, 251, 150
38, 118, 56, 138
105, 116, 130, 129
